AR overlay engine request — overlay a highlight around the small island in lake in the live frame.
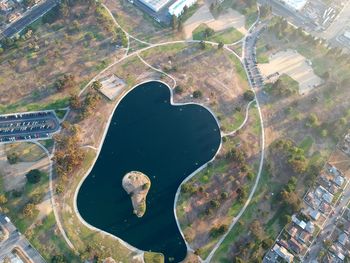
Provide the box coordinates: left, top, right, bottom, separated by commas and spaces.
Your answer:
122, 171, 151, 217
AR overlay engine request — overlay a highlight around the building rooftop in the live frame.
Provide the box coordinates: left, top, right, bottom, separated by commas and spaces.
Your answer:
138, 0, 172, 12
273, 244, 294, 263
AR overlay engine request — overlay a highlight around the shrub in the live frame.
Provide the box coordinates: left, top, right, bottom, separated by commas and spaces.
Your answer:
243, 90, 255, 101
7, 152, 19, 164
193, 90, 202, 98
26, 169, 44, 184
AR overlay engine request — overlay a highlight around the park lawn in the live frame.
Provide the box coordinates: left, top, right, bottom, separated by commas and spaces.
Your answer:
5, 142, 46, 162
4, 170, 49, 233
299, 135, 314, 153
143, 252, 164, 263
210, 28, 244, 44
219, 110, 245, 133
54, 109, 68, 119
193, 24, 244, 44
27, 212, 79, 261
211, 168, 273, 262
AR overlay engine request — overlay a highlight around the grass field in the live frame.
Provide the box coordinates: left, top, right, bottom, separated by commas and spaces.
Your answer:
5, 143, 46, 162
192, 24, 244, 44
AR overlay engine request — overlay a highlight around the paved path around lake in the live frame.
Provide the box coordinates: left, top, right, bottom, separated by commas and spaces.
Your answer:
62, 2, 266, 262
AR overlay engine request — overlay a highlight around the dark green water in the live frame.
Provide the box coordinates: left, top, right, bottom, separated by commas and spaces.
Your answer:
77, 81, 221, 262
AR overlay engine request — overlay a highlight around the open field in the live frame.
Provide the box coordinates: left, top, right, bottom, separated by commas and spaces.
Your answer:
139, 43, 250, 133
192, 24, 244, 44
258, 49, 323, 94
0, 143, 48, 192
0, 2, 124, 114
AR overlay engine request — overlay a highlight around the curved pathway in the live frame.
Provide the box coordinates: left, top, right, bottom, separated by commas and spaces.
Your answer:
204, 6, 265, 262
136, 53, 177, 88
32, 141, 76, 251
221, 99, 255, 137
61, 2, 266, 262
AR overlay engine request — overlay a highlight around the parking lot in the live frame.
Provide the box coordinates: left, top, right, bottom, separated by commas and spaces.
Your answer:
244, 25, 266, 90
0, 111, 60, 144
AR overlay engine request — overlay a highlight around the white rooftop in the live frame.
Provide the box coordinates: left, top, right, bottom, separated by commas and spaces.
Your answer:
280, 0, 308, 11
139, 0, 172, 12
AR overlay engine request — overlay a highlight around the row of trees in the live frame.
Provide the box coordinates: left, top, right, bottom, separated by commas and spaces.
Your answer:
69, 90, 101, 120
53, 123, 85, 180
95, 4, 128, 47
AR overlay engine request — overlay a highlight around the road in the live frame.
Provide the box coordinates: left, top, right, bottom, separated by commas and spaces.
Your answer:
0, 215, 46, 262
258, 0, 318, 32
0, 0, 58, 39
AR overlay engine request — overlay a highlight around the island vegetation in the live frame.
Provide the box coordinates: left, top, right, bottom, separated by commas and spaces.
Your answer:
122, 171, 151, 218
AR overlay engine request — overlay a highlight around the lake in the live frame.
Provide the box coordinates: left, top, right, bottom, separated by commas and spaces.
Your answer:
77, 81, 221, 262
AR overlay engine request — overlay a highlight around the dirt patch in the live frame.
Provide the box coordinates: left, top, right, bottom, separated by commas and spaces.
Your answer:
184, 4, 247, 39
0, 144, 49, 192
258, 49, 324, 94
0, 2, 124, 113
139, 43, 250, 133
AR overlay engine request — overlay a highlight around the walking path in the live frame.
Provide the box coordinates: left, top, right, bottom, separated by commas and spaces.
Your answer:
32, 141, 75, 251
221, 99, 255, 137
136, 53, 177, 88
203, 7, 265, 261
47, 2, 266, 262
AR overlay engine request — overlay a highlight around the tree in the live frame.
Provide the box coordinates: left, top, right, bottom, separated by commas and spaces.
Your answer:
7, 152, 19, 164
177, 19, 183, 32
69, 94, 82, 110
55, 74, 76, 91
237, 187, 247, 203
92, 80, 102, 90
209, 224, 228, 238
23, 203, 36, 217
306, 113, 319, 128
250, 220, 264, 241
281, 190, 301, 213
209, 199, 220, 209
23, 0, 36, 8
56, 184, 65, 194
0, 194, 7, 204
199, 40, 206, 49
171, 15, 177, 30
51, 255, 68, 263
220, 191, 228, 199
243, 90, 255, 101
192, 90, 202, 98
218, 42, 224, 49
262, 238, 274, 249
174, 85, 183, 94
26, 169, 44, 184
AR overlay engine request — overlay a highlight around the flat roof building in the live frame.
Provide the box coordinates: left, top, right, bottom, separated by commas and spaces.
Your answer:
138, 0, 172, 12
280, 0, 308, 11
168, 0, 197, 17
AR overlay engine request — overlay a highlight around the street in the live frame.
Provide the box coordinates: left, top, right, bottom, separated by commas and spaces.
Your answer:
306, 182, 350, 261
0, 0, 59, 39
0, 215, 46, 262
